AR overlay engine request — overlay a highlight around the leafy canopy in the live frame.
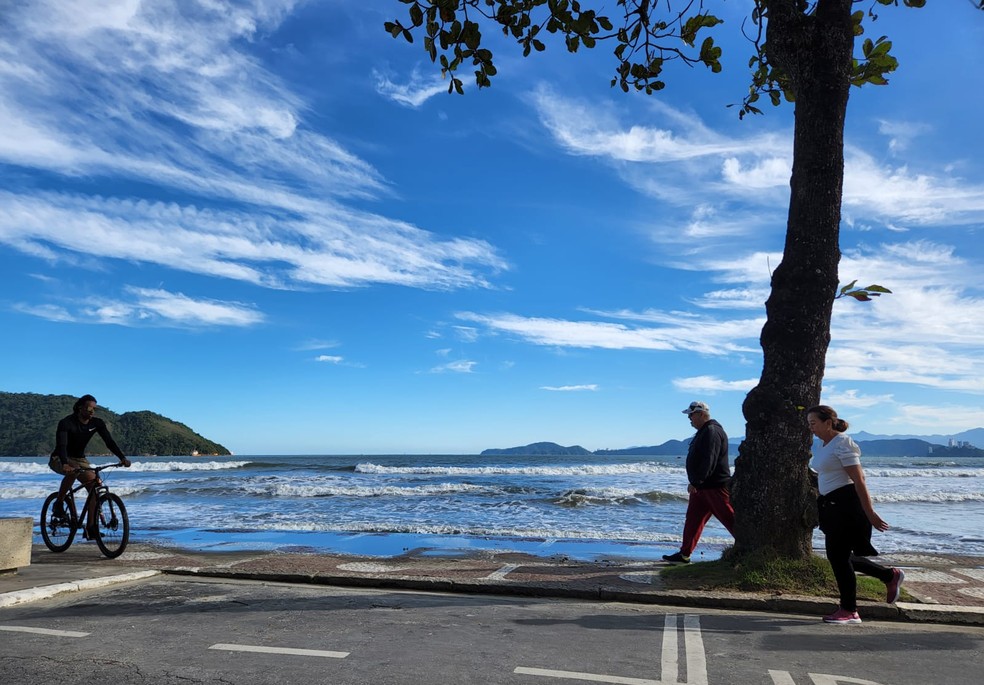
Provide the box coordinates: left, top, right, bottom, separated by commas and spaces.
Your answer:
386, 0, 927, 117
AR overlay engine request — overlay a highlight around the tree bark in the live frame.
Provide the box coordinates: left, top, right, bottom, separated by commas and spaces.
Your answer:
731, 0, 855, 559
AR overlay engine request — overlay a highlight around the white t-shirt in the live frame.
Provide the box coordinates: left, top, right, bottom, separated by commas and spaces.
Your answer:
811, 433, 862, 496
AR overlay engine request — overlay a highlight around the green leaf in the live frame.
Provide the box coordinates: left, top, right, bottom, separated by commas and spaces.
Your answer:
840, 280, 858, 294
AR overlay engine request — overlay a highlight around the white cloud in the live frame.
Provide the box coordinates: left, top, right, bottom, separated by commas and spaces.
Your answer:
456, 310, 762, 354
0, 191, 507, 291
15, 287, 263, 328
672, 376, 757, 393
295, 339, 340, 352
877, 119, 931, 154
888, 404, 984, 431
431, 360, 477, 373
540, 384, 599, 392
843, 149, 984, 226
373, 68, 449, 108
819, 387, 895, 409
530, 86, 984, 246
0, 2, 507, 297
453, 326, 479, 342
315, 355, 344, 364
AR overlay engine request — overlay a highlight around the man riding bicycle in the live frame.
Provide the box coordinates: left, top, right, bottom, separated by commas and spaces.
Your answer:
48, 394, 131, 538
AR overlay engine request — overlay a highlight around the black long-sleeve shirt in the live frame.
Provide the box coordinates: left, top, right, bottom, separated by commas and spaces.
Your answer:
686, 419, 731, 489
51, 414, 125, 464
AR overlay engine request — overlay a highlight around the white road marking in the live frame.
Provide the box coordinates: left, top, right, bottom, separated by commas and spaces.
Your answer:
0, 625, 89, 637
660, 614, 678, 684
770, 671, 887, 685
209, 643, 349, 658
485, 564, 519, 580
513, 667, 660, 684
683, 614, 707, 685
518, 613, 708, 685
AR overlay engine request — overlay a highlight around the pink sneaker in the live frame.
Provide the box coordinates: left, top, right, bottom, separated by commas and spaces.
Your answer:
886, 568, 905, 603
823, 608, 862, 624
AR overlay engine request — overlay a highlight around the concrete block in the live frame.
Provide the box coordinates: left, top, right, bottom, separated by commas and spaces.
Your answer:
0, 517, 33, 572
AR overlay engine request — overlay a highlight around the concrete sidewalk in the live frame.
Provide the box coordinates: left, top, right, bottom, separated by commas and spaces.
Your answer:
3, 543, 984, 626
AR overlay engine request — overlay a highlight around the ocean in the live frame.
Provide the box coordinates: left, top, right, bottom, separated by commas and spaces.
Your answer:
2, 453, 983, 560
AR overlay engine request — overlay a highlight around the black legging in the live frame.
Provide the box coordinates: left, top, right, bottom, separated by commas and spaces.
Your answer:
824, 528, 894, 611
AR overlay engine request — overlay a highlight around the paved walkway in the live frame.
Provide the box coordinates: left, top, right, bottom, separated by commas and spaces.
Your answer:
3, 543, 983, 625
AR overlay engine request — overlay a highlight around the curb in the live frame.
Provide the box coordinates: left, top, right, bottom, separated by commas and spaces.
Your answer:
162, 569, 984, 626
0, 570, 160, 609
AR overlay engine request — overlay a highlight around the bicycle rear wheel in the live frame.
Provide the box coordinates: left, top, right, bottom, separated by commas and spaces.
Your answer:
40, 492, 77, 552
93, 492, 129, 558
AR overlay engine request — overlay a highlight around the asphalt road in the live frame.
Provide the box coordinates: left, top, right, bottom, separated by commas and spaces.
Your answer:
1, 576, 982, 685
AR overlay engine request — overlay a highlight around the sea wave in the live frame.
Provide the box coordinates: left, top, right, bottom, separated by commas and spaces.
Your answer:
229, 520, 703, 544
866, 468, 984, 478
0, 482, 153, 500
354, 462, 681, 477
552, 487, 686, 507
874, 491, 984, 503
0, 460, 250, 475
239, 482, 501, 499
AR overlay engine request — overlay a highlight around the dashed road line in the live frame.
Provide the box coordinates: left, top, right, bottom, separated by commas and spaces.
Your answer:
513, 666, 659, 684
208, 643, 349, 659
0, 625, 90, 637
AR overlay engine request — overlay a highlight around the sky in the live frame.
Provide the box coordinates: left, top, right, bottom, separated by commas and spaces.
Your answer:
1, 1, 982, 455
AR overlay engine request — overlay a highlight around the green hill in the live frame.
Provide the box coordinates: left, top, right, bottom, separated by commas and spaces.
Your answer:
481, 441, 593, 456
0, 391, 231, 457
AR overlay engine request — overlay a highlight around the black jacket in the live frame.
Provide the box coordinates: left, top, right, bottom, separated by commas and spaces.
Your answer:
686, 419, 731, 489
51, 414, 125, 464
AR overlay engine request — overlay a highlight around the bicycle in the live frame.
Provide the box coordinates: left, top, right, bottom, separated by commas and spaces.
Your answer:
40, 463, 130, 559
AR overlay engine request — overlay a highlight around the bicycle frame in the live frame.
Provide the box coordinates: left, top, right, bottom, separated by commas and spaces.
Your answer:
42, 462, 130, 558
59, 464, 117, 529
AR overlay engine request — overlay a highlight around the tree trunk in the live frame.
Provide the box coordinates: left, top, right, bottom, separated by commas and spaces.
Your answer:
731, 0, 855, 559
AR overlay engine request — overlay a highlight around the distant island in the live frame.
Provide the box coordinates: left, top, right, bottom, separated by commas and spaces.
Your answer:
0, 391, 231, 457
483, 436, 984, 458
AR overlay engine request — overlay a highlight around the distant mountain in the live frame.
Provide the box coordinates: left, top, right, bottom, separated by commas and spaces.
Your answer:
481, 442, 593, 456
0, 391, 230, 456
852, 439, 938, 457
853, 428, 984, 449
596, 439, 692, 456
485, 435, 983, 459
597, 438, 743, 456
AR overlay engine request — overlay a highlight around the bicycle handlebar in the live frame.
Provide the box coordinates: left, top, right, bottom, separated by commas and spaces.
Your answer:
77, 463, 125, 474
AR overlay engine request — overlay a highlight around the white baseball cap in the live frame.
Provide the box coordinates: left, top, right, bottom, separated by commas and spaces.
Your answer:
682, 401, 710, 415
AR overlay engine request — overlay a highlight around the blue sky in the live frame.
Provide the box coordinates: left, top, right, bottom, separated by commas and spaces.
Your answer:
1, 1, 982, 455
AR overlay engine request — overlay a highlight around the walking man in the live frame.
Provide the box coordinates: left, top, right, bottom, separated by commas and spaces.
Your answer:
663, 401, 735, 563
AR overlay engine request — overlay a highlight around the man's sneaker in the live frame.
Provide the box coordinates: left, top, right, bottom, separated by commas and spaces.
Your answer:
823, 609, 862, 624
886, 568, 905, 604
52, 501, 64, 518
662, 552, 691, 564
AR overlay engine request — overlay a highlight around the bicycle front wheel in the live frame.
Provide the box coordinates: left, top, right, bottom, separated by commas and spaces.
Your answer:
40, 492, 76, 552
93, 493, 129, 558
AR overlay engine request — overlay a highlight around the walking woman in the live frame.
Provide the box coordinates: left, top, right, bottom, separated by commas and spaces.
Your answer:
808, 405, 904, 624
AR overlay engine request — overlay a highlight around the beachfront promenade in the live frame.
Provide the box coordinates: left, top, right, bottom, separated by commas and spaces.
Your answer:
0, 544, 984, 685
3, 543, 984, 684
4, 542, 984, 621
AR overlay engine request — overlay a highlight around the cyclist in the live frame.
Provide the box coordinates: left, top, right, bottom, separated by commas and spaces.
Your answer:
48, 394, 131, 538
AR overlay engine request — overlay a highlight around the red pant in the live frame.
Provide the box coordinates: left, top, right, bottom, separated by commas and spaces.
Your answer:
680, 486, 735, 556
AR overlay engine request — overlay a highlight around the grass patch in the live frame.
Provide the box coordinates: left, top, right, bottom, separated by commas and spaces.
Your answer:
660, 548, 895, 601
